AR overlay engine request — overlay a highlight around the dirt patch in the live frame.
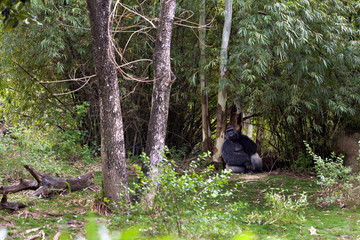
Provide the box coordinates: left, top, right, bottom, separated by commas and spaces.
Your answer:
228, 170, 315, 182
228, 172, 269, 181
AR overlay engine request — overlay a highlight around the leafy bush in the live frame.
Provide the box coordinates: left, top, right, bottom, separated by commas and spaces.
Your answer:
112, 151, 247, 239
0, 125, 61, 178
51, 128, 94, 162
305, 142, 360, 207
245, 191, 308, 225
291, 152, 313, 173
0, 124, 93, 180
8, 125, 53, 156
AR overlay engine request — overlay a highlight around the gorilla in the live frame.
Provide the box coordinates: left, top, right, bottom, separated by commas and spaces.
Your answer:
222, 126, 263, 173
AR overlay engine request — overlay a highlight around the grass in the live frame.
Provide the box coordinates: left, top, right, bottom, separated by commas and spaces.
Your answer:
0, 135, 360, 239
2, 170, 359, 239
226, 174, 360, 239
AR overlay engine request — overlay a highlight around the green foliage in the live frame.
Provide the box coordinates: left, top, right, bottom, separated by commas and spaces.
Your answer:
291, 151, 313, 173
0, 124, 94, 181
305, 142, 360, 206
245, 191, 308, 225
51, 127, 92, 162
112, 151, 246, 238
0, 0, 42, 30
0, 0, 95, 149
0, 124, 60, 177
166, 144, 190, 162
229, 0, 360, 161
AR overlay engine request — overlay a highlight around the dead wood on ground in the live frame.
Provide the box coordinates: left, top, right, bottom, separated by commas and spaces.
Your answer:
0, 165, 94, 210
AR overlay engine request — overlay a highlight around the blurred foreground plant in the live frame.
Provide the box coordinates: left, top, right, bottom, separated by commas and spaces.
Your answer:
67, 217, 257, 240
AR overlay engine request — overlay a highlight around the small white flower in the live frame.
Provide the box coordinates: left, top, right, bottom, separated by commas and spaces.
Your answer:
310, 226, 318, 235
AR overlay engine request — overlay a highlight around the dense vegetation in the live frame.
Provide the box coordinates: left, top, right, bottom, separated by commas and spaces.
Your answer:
0, 130, 359, 239
1, 0, 359, 163
1, 0, 360, 239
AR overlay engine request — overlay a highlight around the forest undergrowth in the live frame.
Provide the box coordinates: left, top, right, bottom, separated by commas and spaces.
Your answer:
0, 128, 359, 239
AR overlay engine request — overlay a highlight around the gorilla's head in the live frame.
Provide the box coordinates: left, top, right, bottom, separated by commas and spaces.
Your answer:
225, 125, 239, 141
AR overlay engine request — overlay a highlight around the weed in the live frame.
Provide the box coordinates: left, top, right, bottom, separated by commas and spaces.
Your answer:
245, 191, 308, 225
305, 141, 360, 207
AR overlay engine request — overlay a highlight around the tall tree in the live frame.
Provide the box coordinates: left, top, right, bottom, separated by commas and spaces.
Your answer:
199, 0, 212, 152
145, 0, 176, 203
86, 0, 129, 203
213, 0, 233, 163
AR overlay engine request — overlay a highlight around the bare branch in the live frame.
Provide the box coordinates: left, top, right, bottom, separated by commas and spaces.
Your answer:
115, 1, 156, 29
119, 59, 152, 68
52, 75, 95, 96
120, 82, 139, 100
38, 75, 96, 84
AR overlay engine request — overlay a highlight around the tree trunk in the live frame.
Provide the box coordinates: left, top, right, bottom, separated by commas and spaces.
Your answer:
144, 0, 176, 204
256, 125, 263, 155
229, 103, 242, 131
244, 115, 254, 138
213, 0, 233, 163
199, 0, 212, 153
87, 0, 129, 203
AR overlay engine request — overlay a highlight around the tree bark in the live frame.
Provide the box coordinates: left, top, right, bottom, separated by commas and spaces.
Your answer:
244, 111, 254, 138
256, 125, 263, 155
213, 0, 233, 163
87, 0, 129, 203
229, 103, 242, 131
0, 179, 38, 195
144, 0, 176, 204
199, 0, 212, 153
0, 195, 26, 211
24, 165, 94, 197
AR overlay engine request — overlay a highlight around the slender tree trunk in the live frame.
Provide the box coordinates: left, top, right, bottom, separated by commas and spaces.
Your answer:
229, 103, 242, 131
244, 110, 254, 138
199, 0, 212, 153
87, 0, 129, 203
144, 0, 176, 204
213, 0, 233, 163
256, 125, 263, 155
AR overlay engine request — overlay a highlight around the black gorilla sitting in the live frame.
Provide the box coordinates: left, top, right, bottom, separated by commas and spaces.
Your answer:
222, 126, 263, 173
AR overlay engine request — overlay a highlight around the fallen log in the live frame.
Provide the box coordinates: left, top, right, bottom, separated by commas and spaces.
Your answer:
0, 165, 95, 210
0, 195, 26, 211
0, 179, 38, 194
23, 165, 94, 197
